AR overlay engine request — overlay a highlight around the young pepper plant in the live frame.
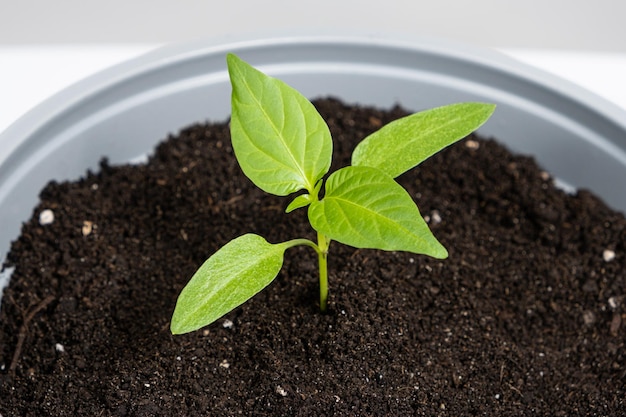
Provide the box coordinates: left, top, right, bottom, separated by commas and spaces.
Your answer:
170, 53, 495, 334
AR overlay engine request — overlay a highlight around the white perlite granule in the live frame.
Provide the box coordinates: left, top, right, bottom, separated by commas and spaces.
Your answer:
276, 386, 288, 397
603, 249, 616, 262
39, 209, 55, 225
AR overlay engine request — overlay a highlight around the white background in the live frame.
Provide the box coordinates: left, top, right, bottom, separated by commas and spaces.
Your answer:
1, 1, 626, 133
1, 0, 625, 51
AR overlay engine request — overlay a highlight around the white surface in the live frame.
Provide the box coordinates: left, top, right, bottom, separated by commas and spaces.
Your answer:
1, 45, 626, 136
0, 45, 159, 135
500, 49, 626, 113
1, 1, 625, 52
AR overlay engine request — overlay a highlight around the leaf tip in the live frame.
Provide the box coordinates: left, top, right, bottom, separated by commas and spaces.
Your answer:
482, 102, 497, 117
432, 245, 449, 260
426, 236, 449, 259
286, 193, 312, 213
169, 314, 188, 335
226, 52, 240, 66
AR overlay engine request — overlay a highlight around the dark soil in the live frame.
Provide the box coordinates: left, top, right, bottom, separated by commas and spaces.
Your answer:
1, 98, 625, 416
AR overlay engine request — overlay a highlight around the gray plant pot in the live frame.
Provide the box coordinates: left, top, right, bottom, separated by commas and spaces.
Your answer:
1, 35, 626, 293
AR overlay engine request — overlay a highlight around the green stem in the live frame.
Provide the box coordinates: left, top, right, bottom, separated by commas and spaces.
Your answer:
283, 238, 319, 252
317, 231, 330, 312
286, 181, 331, 312
283, 233, 330, 312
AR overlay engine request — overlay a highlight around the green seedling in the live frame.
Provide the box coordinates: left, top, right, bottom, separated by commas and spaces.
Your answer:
170, 53, 495, 334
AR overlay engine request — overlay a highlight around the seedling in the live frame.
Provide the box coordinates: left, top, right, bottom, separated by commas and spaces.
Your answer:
170, 54, 495, 334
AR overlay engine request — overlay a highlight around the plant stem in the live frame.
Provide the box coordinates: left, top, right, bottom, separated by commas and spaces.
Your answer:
317, 231, 330, 312
284, 235, 330, 312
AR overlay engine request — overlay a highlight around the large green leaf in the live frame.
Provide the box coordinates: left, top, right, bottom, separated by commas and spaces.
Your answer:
227, 53, 333, 196
352, 102, 496, 178
308, 166, 448, 258
171, 234, 289, 334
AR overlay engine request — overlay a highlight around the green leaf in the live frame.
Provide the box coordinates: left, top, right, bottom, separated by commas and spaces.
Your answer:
285, 180, 323, 213
286, 193, 312, 213
227, 53, 333, 196
171, 234, 289, 334
308, 166, 448, 258
352, 102, 495, 178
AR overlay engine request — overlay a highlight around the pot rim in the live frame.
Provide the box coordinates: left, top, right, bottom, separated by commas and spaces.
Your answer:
3, 33, 626, 168
1, 32, 626, 276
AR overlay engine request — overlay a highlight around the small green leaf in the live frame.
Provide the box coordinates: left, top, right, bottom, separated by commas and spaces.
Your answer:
286, 194, 312, 213
352, 102, 496, 178
308, 166, 448, 258
285, 180, 323, 213
171, 234, 289, 334
227, 53, 333, 196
